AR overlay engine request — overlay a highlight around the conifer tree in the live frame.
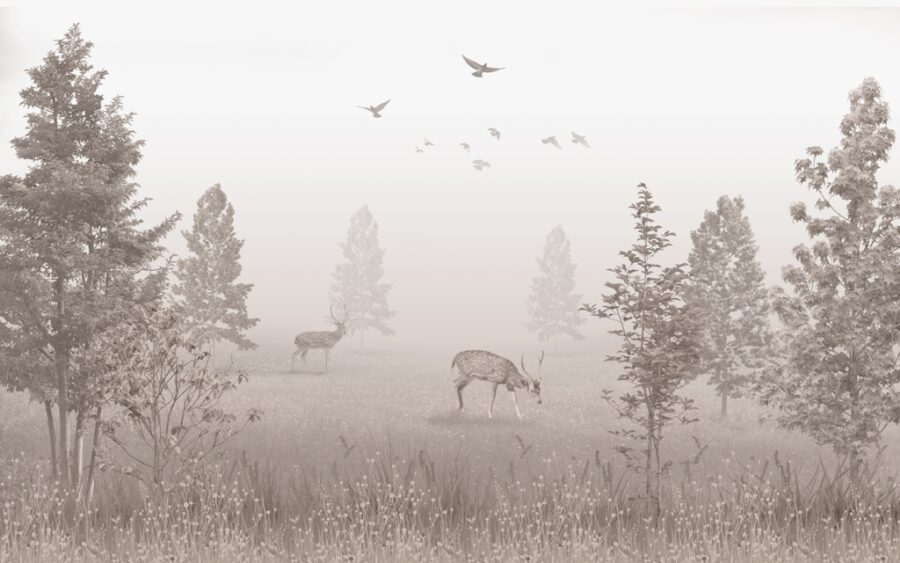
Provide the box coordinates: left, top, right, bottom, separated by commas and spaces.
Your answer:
330, 206, 395, 346
526, 225, 584, 349
175, 184, 258, 351
686, 196, 770, 418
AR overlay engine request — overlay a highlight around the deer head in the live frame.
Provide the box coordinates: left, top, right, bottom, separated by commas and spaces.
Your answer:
519, 351, 544, 404
330, 304, 350, 337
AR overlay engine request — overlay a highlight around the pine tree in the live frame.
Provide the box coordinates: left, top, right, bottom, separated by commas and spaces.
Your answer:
757, 78, 900, 477
581, 184, 701, 517
175, 184, 258, 351
686, 196, 770, 419
331, 206, 395, 346
0, 25, 178, 495
526, 225, 584, 349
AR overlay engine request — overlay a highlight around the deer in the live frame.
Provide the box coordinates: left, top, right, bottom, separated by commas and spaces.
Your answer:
451, 350, 543, 420
292, 305, 350, 372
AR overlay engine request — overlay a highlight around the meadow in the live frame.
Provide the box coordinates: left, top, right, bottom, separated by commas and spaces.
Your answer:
2, 345, 900, 561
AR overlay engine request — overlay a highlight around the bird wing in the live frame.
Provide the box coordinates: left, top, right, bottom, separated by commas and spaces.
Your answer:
358, 105, 372, 112
462, 55, 482, 70
482, 66, 504, 73
373, 99, 390, 112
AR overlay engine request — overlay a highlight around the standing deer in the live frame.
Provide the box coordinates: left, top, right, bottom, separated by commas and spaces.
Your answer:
451, 350, 543, 419
292, 306, 350, 372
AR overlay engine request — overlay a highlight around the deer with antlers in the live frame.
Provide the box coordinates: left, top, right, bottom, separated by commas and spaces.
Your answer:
292, 305, 350, 372
451, 350, 543, 419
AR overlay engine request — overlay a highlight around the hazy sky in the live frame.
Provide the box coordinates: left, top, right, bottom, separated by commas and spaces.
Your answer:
2, 3, 900, 351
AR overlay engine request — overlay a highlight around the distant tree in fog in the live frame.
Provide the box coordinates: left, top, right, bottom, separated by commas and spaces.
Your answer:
685, 196, 770, 419
174, 184, 258, 351
756, 78, 900, 478
581, 184, 701, 517
0, 25, 178, 497
526, 225, 584, 349
331, 206, 395, 346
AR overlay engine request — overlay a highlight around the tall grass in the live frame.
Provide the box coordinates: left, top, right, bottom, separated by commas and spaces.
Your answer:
1, 438, 899, 562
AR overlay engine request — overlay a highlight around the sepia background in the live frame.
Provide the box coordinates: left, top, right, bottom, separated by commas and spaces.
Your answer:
3, 3, 900, 352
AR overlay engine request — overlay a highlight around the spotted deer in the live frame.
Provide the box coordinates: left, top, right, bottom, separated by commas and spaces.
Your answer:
451, 350, 543, 419
292, 306, 350, 372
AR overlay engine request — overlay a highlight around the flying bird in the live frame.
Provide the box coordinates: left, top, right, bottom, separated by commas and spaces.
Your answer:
488, 128, 500, 140
415, 146, 424, 153
358, 99, 390, 118
462, 55, 505, 78
571, 131, 591, 148
460, 142, 470, 152
424, 137, 434, 147
473, 159, 491, 171
542, 136, 562, 149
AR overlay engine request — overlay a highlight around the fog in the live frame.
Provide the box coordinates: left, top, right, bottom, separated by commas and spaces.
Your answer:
3, 3, 900, 351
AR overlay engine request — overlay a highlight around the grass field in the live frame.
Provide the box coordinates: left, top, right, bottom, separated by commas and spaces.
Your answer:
2, 345, 900, 561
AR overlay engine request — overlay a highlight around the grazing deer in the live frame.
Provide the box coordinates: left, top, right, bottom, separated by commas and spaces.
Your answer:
292, 306, 350, 372
451, 350, 543, 419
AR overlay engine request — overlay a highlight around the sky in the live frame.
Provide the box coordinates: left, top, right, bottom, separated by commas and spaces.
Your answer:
2, 3, 900, 353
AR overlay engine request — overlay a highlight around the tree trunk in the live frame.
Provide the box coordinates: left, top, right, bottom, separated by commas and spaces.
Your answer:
55, 353, 70, 490
73, 408, 85, 493
85, 406, 102, 504
720, 392, 728, 419
44, 401, 58, 481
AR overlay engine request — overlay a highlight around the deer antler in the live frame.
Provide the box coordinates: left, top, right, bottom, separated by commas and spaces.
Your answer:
537, 351, 545, 380
520, 354, 533, 380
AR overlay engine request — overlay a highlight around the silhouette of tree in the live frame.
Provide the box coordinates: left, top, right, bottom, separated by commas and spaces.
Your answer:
526, 225, 584, 349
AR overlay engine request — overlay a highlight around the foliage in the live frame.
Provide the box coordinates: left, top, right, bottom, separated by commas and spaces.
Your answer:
330, 205, 395, 342
685, 195, 771, 417
756, 78, 900, 473
174, 183, 258, 351
526, 225, 585, 346
581, 184, 701, 515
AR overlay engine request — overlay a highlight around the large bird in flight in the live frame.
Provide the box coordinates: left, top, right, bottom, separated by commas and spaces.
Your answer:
358, 99, 390, 118
462, 55, 505, 78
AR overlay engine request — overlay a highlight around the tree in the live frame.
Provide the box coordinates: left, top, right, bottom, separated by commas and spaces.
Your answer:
0, 25, 177, 497
330, 205, 395, 346
100, 304, 261, 497
756, 78, 900, 477
526, 225, 585, 349
174, 184, 258, 351
685, 196, 770, 419
581, 184, 701, 517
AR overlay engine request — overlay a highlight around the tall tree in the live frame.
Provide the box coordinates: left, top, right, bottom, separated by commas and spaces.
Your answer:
581, 184, 701, 517
174, 183, 258, 351
0, 24, 177, 496
686, 196, 770, 419
757, 78, 900, 477
330, 205, 395, 346
526, 225, 585, 349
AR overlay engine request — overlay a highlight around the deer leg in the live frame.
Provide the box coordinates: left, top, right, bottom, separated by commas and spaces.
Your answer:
488, 383, 499, 419
291, 349, 300, 372
510, 389, 523, 420
300, 349, 308, 363
456, 379, 471, 410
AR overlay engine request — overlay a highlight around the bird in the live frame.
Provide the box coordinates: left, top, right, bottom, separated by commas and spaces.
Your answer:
415, 146, 424, 153
542, 136, 562, 149
571, 131, 591, 148
488, 128, 500, 140
473, 159, 491, 171
358, 99, 390, 118
460, 142, 470, 152
424, 137, 434, 147
462, 55, 505, 78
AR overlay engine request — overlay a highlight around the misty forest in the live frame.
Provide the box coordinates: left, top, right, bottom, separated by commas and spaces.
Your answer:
4, 12, 900, 563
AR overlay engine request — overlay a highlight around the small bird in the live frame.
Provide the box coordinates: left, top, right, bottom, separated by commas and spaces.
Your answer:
542, 136, 562, 149
571, 131, 591, 148
473, 159, 491, 171
358, 99, 390, 118
462, 55, 505, 78
488, 128, 500, 140
415, 146, 424, 153
460, 142, 470, 152
424, 137, 434, 147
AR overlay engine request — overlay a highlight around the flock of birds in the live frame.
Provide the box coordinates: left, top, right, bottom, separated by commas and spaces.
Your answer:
358, 55, 591, 171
